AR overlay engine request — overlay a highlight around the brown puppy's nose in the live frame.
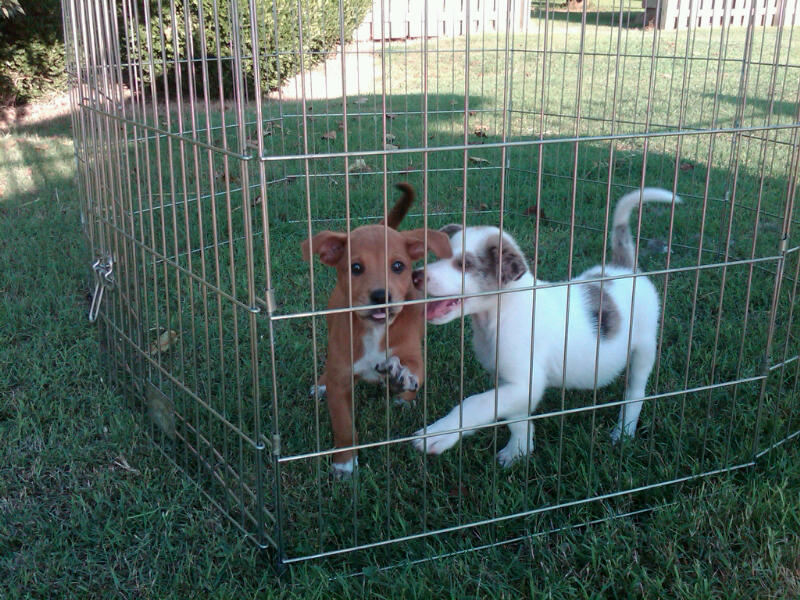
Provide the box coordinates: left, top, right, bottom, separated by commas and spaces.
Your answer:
370, 289, 391, 304
412, 269, 424, 290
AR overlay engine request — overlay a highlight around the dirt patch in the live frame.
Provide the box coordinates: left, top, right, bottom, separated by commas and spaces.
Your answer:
0, 92, 73, 130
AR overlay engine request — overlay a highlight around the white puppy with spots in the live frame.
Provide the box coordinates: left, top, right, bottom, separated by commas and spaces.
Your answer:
412, 188, 681, 466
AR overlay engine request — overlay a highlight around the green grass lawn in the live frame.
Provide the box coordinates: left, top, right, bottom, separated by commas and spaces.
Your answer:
2, 8, 800, 597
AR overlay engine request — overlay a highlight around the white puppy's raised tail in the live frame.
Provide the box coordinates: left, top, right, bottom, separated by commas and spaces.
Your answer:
612, 188, 681, 269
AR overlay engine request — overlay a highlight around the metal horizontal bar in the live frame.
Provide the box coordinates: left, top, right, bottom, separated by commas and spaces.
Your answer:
279, 374, 765, 463
252, 123, 800, 163
281, 462, 754, 563
92, 212, 260, 314
271, 253, 782, 320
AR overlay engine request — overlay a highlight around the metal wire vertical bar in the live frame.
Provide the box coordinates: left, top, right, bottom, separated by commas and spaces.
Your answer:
706, 16, 787, 472
207, 0, 250, 532
555, 0, 588, 506
108, 0, 146, 403
229, 0, 267, 548
154, 0, 188, 469
751, 97, 800, 457
89, 0, 123, 380
139, 0, 173, 446
647, 9, 696, 474
179, 0, 210, 483
616, 2, 663, 487
673, 11, 731, 481
586, 0, 628, 495
193, 0, 232, 517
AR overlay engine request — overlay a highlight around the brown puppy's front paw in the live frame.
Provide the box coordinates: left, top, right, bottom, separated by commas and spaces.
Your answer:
375, 356, 419, 394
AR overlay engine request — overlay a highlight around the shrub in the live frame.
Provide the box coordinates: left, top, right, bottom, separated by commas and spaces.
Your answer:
0, 0, 66, 104
126, 0, 373, 97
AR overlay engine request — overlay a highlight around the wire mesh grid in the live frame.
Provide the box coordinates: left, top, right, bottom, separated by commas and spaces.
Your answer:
63, 0, 799, 567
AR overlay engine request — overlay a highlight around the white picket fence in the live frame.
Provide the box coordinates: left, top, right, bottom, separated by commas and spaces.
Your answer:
354, 0, 529, 40
643, 0, 800, 29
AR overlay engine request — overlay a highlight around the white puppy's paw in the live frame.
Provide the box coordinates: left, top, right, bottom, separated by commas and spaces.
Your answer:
610, 422, 636, 444
411, 426, 460, 455
308, 384, 326, 400
496, 445, 520, 468
331, 455, 358, 479
375, 356, 419, 394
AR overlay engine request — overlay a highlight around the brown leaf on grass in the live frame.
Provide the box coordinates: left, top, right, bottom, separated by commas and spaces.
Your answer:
321, 130, 337, 140
150, 330, 178, 354
215, 171, 240, 185
680, 162, 694, 171
479, 203, 489, 211
523, 204, 547, 219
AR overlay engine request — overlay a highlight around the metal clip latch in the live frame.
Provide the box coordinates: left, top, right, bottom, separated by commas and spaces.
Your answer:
88, 254, 115, 323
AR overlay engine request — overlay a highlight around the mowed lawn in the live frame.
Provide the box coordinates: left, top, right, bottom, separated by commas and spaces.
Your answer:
2, 10, 800, 599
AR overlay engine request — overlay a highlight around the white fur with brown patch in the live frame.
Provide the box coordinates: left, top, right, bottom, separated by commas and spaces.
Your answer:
413, 188, 681, 466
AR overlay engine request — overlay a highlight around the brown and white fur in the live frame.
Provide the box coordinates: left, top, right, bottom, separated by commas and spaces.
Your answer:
302, 183, 452, 477
412, 188, 681, 466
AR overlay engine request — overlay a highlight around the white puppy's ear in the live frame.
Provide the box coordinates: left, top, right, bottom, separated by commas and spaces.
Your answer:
486, 242, 527, 285
301, 231, 348, 266
404, 229, 453, 260
439, 223, 463, 237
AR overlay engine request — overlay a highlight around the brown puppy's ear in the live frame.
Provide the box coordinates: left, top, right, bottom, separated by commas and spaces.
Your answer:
403, 229, 454, 261
486, 241, 527, 285
301, 231, 348, 266
439, 223, 463, 237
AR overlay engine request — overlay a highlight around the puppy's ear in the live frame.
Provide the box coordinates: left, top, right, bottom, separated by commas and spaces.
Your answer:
403, 229, 453, 260
486, 242, 527, 285
301, 231, 348, 266
439, 223, 463, 237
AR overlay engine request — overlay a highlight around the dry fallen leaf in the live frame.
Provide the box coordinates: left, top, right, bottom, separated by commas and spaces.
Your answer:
150, 330, 178, 354
384, 143, 399, 150
321, 130, 337, 140
523, 204, 547, 219
348, 159, 369, 173
468, 156, 490, 165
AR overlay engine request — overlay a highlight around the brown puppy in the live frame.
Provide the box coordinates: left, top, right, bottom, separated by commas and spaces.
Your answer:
302, 183, 452, 477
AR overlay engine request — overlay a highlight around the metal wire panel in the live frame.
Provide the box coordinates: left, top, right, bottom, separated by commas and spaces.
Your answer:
63, 0, 800, 567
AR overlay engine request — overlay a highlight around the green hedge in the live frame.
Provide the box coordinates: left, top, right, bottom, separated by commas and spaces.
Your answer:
0, 0, 372, 105
0, 0, 66, 104
128, 0, 373, 96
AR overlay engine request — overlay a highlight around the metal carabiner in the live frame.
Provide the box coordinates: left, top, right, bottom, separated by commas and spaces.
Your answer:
88, 254, 114, 323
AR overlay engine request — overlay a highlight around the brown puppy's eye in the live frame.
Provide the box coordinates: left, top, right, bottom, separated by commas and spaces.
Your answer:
391, 261, 405, 274
351, 262, 364, 275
